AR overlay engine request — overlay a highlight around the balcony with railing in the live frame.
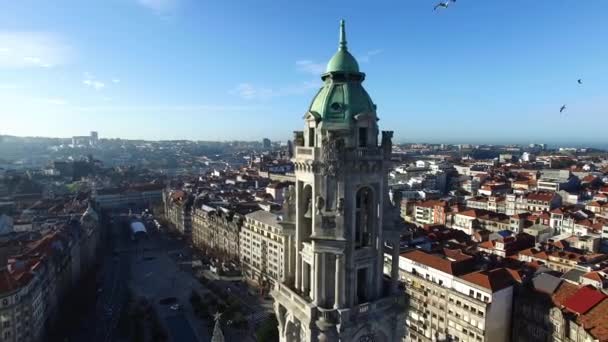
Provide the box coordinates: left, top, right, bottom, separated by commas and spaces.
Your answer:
300, 242, 313, 263
295, 146, 317, 161
355, 147, 383, 160
351, 294, 406, 321
273, 282, 315, 318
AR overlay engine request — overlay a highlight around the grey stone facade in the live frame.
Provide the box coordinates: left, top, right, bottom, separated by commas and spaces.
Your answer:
271, 20, 406, 342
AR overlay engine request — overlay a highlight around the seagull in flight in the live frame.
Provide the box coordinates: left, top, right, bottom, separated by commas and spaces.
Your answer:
560, 105, 567, 113
434, 0, 455, 11
577, 79, 583, 85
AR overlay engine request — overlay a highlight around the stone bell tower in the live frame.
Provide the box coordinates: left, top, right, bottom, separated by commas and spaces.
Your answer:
272, 20, 406, 342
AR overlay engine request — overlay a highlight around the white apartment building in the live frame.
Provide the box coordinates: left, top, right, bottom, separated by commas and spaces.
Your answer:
400, 250, 514, 342
414, 205, 434, 225
537, 170, 579, 192
505, 192, 562, 216
239, 210, 293, 289
0, 266, 46, 342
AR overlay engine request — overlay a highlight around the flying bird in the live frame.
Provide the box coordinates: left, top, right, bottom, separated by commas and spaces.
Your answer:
560, 105, 567, 113
434, 2, 448, 10
577, 79, 583, 85
434, 0, 455, 11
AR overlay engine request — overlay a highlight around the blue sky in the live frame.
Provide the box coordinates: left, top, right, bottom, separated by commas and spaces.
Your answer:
1, 0, 607, 145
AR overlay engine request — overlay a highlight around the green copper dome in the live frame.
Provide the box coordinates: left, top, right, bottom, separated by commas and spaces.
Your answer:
307, 20, 376, 124
309, 81, 375, 122
326, 20, 360, 73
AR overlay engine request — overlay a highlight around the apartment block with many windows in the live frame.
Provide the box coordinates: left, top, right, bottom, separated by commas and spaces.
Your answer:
239, 210, 294, 290
399, 250, 514, 342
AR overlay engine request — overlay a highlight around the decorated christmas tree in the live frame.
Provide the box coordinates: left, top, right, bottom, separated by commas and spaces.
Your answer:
211, 312, 224, 342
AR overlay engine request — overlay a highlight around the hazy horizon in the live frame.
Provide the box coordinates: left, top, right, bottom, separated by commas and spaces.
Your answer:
1, 1, 607, 143
2, 132, 607, 150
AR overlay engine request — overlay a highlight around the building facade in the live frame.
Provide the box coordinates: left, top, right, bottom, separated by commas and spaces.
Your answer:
192, 205, 242, 260
239, 210, 293, 289
0, 266, 46, 342
414, 200, 448, 226
271, 21, 405, 342
93, 184, 164, 210
399, 250, 514, 342
505, 192, 562, 216
163, 189, 193, 237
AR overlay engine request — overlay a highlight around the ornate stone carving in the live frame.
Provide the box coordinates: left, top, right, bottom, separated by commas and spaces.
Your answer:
282, 185, 296, 221
358, 334, 376, 342
358, 324, 377, 342
381, 130, 393, 155
284, 185, 295, 206
336, 198, 344, 215
315, 195, 325, 214
321, 132, 344, 177
321, 215, 336, 230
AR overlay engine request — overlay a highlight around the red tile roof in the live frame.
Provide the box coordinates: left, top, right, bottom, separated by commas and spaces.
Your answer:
459, 268, 515, 292
400, 250, 473, 276
443, 248, 473, 262
416, 200, 448, 209
552, 282, 579, 307
458, 209, 478, 218
525, 192, 556, 202
582, 175, 598, 183
506, 268, 524, 283
578, 299, 608, 341
0, 269, 20, 294
563, 286, 606, 315
583, 271, 603, 283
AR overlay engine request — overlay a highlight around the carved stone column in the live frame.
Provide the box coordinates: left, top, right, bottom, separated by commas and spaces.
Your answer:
313, 252, 322, 305
391, 241, 400, 293
302, 259, 309, 297
334, 253, 344, 309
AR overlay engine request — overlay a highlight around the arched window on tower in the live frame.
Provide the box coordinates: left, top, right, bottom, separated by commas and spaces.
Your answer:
354, 112, 378, 148
308, 127, 315, 147
355, 187, 374, 248
358, 127, 367, 147
301, 184, 313, 242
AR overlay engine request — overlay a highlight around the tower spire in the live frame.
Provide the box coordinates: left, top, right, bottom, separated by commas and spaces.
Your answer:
339, 19, 347, 51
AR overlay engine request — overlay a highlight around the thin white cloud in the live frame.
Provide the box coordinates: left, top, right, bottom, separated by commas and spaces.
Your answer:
358, 49, 383, 63
137, 0, 177, 13
74, 104, 263, 112
230, 81, 318, 101
0, 32, 70, 69
231, 83, 274, 100
83, 72, 106, 90
83, 79, 105, 90
112, 79, 121, 84
296, 60, 325, 75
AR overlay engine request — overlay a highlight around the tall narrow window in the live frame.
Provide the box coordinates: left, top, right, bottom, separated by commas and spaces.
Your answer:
308, 128, 315, 147
301, 184, 313, 242
355, 187, 373, 248
356, 268, 368, 304
358, 127, 367, 147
